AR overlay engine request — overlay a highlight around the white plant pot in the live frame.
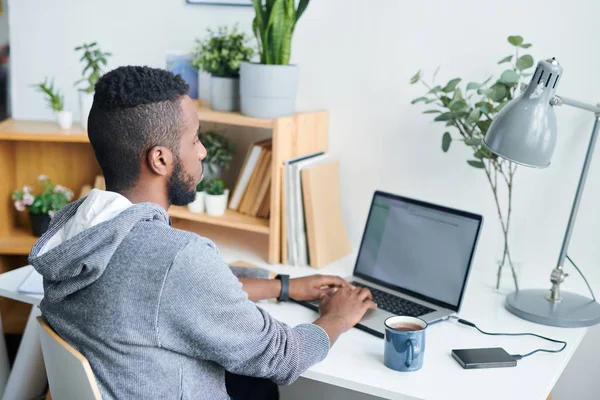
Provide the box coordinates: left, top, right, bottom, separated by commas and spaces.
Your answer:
198, 70, 211, 103
56, 111, 73, 130
78, 90, 94, 130
205, 189, 229, 216
210, 75, 240, 112
187, 191, 205, 213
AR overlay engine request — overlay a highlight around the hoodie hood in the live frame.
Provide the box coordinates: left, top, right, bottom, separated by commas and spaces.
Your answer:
29, 189, 170, 302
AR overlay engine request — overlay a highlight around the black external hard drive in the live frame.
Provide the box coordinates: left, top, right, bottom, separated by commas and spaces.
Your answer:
451, 347, 517, 369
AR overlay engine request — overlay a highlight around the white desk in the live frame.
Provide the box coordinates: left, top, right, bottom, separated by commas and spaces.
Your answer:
0, 257, 589, 400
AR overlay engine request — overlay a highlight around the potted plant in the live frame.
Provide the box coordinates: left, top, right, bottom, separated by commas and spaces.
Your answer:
12, 175, 74, 237
410, 35, 535, 291
32, 78, 72, 129
192, 25, 254, 112
204, 178, 229, 216
187, 180, 206, 214
75, 42, 112, 130
198, 130, 236, 181
240, 0, 310, 118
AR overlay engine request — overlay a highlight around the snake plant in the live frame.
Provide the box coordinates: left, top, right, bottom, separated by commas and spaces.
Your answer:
251, 0, 310, 65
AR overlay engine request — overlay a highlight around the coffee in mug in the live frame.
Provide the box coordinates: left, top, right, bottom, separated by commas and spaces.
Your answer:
388, 322, 424, 331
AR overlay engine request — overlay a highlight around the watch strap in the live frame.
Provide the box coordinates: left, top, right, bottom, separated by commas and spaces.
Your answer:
275, 274, 290, 302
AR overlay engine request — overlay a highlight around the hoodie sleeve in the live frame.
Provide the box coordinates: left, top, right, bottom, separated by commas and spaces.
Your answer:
156, 236, 330, 386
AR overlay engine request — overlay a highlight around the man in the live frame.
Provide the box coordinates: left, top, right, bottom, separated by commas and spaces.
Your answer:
29, 66, 376, 400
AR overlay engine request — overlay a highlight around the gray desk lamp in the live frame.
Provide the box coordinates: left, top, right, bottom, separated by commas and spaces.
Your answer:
483, 57, 600, 328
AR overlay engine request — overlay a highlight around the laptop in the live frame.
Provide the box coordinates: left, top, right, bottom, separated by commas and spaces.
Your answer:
293, 190, 483, 338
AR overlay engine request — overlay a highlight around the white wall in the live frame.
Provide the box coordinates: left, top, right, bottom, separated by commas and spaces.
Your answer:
8, 0, 600, 398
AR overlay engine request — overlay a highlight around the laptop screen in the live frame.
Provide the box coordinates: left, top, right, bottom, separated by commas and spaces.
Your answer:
354, 191, 482, 311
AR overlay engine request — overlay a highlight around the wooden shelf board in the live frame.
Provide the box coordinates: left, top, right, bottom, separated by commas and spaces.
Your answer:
0, 228, 38, 255
168, 206, 270, 235
196, 103, 274, 129
0, 119, 89, 143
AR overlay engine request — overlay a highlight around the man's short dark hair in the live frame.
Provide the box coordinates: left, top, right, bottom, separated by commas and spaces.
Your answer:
88, 66, 190, 192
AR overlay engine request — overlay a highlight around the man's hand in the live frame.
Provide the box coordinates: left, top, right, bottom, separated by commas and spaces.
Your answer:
289, 274, 350, 301
313, 286, 377, 345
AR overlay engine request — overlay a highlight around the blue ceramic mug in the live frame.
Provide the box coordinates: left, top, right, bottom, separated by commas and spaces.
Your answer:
384, 316, 427, 372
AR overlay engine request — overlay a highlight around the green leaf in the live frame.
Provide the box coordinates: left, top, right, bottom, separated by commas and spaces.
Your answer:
476, 120, 492, 133
423, 110, 441, 114
466, 109, 481, 124
466, 82, 481, 91
428, 85, 442, 94
520, 43, 532, 49
442, 78, 461, 93
488, 83, 508, 102
434, 112, 453, 122
467, 160, 485, 169
411, 97, 428, 104
448, 99, 467, 111
508, 35, 523, 46
440, 96, 452, 107
410, 70, 421, 84
516, 55, 534, 70
442, 132, 452, 152
465, 138, 482, 146
498, 55, 513, 64
425, 98, 438, 104
499, 69, 520, 84
477, 87, 490, 96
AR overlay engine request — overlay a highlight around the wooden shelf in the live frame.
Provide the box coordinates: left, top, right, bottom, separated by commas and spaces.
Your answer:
0, 119, 89, 143
197, 103, 274, 129
168, 206, 270, 234
0, 228, 38, 255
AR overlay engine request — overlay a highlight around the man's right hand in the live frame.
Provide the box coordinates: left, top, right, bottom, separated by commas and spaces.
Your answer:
313, 286, 377, 345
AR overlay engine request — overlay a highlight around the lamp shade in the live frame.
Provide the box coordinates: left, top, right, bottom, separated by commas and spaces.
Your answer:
483, 58, 563, 168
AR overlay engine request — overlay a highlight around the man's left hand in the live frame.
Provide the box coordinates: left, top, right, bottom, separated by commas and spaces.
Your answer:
289, 275, 352, 301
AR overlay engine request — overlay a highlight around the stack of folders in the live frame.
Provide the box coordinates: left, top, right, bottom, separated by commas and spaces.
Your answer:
282, 152, 351, 268
229, 139, 272, 219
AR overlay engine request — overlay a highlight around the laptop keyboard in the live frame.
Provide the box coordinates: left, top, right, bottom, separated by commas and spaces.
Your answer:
352, 282, 434, 317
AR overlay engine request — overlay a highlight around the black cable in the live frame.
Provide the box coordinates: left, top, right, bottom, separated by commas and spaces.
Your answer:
450, 316, 567, 360
566, 254, 596, 302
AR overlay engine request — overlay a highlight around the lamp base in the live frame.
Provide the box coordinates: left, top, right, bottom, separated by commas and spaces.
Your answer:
505, 289, 600, 328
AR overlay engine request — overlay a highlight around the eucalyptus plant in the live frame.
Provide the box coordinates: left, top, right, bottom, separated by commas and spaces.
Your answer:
251, 0, 310, 65
410, 35, 536, 290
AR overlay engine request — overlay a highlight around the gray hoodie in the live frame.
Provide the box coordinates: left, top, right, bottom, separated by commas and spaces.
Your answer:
29, 190, 329, 400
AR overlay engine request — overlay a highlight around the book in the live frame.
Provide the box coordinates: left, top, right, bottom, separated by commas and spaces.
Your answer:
229, 139, 271, 210
301, 159, 352, 268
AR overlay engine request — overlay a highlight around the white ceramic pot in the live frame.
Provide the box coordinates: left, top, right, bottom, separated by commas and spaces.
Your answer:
187, 191, 205, 213
210, 76, 240, 112
56, 111, 73, 130
198, 70, 212, 103
205, 189, 229, 216
78, 90, 94, 130
240, 61, 299, 118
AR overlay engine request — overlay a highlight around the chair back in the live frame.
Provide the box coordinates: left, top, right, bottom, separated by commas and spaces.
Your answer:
36, 316, 102, 400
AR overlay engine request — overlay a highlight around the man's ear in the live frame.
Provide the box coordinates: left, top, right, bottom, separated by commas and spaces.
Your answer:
147, 146, 173, 177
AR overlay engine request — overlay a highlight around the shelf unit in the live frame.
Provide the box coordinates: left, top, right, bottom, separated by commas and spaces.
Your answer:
0, 105, 328, 265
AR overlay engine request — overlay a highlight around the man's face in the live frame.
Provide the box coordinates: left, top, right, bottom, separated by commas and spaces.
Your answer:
167, 96, 206, 206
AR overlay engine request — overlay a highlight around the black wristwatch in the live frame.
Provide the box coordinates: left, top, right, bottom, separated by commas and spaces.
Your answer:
275, 274, 290, 302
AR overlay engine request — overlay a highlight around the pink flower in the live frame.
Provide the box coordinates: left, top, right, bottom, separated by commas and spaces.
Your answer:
22, 193, 34, 206
22, 186, 31, 193
14, 201, 25, 212
38, 174, 49, 181
48, 210, 56, 218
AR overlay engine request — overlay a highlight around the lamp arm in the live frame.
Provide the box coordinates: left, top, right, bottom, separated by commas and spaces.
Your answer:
552, 95, 600, 114
519, 84, 600, 114
549, 115, 600, 302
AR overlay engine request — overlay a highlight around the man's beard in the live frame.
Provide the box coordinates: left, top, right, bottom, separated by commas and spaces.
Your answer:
167, 157, 198, 206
